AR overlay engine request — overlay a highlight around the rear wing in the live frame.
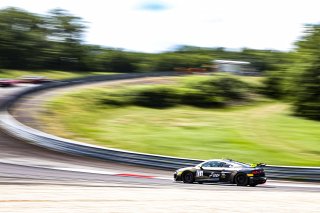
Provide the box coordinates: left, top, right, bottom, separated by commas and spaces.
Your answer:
250, 163, 266, 167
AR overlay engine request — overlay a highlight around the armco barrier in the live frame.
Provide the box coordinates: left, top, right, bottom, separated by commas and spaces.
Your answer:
0, 112, 203, 170
0, 72, 319, 181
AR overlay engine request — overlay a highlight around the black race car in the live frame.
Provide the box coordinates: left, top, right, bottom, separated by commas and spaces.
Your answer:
174, 159, 267, 186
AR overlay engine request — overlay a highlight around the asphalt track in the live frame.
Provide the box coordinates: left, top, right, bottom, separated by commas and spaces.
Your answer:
0, 79, 319, 212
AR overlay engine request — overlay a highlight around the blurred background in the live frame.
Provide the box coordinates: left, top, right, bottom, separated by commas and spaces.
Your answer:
0, 0, 319, 166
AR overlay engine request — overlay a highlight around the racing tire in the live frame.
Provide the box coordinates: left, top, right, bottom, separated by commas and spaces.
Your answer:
249, 183, 257, 187
182, 171, 195, 184
235, 173, 248, 186
198, 181, 203, 184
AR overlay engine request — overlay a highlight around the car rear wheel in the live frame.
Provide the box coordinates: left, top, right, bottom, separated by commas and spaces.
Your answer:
235, 173, 248, 186
183, 172, 194, 184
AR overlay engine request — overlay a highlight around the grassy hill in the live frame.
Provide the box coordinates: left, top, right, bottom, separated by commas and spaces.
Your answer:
38, 75, 320, 166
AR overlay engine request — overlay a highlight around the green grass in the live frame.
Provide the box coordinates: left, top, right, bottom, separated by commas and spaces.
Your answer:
40, 80, 320, 166
177, 72, 264, 86
0, 69, 118, 80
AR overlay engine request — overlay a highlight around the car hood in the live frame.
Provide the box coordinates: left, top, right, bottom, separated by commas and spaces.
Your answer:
176, 167, 195, 172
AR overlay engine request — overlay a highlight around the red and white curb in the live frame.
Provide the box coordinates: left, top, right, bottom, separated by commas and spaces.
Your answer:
51, 167, 171, 180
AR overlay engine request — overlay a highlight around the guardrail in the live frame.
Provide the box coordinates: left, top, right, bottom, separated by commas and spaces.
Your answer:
0, 72, 319, 182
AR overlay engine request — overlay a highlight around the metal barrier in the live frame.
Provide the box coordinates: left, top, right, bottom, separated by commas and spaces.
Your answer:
0, 72, 319, 181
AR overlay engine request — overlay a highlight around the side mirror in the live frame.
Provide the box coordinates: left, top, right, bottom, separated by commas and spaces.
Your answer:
199, 166, 203, 170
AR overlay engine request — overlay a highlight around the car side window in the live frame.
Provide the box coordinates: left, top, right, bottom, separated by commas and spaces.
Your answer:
202, 161, 220, 167
201, 162, 210, 167
220, 162, 232, 168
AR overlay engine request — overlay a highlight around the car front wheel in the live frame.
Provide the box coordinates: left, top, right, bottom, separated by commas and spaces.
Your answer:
183, 172, 195, 184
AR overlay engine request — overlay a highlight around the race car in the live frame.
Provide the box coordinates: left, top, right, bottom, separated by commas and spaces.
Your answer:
17, 76, 52, 84
174, 159, 267, 186
0, 78, 18, 87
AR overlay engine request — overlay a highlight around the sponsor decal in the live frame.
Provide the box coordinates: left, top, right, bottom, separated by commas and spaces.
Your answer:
209, 172, 220, 178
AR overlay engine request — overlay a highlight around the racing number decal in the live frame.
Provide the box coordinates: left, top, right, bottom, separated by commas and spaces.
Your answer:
196, 170, 203, 177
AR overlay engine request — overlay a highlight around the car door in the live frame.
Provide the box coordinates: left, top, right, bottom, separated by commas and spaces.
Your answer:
201, 161, 223, 182
219, 162, 234, 182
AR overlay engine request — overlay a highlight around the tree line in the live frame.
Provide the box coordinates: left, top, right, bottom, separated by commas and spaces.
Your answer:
0, 7, 318, 120
0, 7, 288, 72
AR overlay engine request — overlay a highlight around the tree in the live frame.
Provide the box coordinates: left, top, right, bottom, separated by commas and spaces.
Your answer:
0, 7, 47, 69
294, 61, 320, 120
293, 24, 320, 120
46, 8, 85, 44
45, 8, 87, 70
0, 7, 88, 70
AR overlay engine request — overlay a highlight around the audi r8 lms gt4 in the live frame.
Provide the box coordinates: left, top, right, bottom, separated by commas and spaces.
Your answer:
174, 159, 267, 186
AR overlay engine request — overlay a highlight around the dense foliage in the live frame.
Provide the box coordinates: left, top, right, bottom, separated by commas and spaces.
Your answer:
293, 62, 320, 120
100, 77, 251, 108
292, 24, 320, 120
261, 24, 320, 120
